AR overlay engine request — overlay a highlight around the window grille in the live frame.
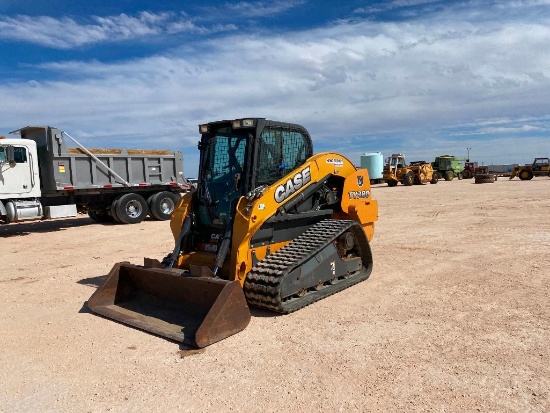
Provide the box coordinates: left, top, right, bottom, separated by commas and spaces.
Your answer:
256, 128, 309, 186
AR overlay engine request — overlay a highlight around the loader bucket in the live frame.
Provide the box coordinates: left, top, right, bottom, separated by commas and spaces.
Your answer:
87, 262, 251, 348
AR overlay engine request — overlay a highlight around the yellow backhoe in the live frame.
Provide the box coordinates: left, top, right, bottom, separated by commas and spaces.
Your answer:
88, 118, 378, 347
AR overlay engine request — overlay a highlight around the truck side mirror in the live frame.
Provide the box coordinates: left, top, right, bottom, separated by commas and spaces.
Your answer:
6, 145, 16, 167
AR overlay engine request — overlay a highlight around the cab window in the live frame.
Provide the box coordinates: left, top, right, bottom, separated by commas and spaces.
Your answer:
256, 128, 311, 186
12, 147, 28, 163
0, 146, 26, 164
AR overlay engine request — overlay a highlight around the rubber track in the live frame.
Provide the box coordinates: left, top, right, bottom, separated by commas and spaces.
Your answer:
244, 219, 371, 313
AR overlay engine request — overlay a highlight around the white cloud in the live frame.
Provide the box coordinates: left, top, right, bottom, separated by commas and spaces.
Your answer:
0, 11, 233, 48
1, 3, 550, 175
220, 0, 306, 17
0, 2, 304, 49
354, 0, 444, 15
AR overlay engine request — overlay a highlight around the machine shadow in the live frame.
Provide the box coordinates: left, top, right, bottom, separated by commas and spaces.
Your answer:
0, 215, 163, 237
77, 274, 107, 288
0, 217, 96, 237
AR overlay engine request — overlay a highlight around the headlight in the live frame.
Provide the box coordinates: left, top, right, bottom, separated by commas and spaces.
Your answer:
232, 119, 255, 129
199, 124, 209, 133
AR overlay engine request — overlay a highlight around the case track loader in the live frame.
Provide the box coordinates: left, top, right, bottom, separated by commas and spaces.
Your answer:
88, 118, 378, 347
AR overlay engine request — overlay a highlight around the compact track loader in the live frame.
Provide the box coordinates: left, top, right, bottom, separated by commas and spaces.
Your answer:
88, 118, 378, 347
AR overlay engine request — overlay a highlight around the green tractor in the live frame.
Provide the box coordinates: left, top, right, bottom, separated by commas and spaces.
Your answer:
432, 155, 468, 181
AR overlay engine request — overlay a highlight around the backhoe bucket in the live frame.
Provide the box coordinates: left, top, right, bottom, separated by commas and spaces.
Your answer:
87, 262, 251, 348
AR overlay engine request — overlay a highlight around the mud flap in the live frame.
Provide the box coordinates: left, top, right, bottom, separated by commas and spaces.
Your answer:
87, 262, 251, 348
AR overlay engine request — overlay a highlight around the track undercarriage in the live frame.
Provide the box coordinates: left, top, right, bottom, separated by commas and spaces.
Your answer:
244, 219, 373, 313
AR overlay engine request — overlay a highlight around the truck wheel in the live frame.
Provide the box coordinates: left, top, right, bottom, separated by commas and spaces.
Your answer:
430, 174, 439, 184
113, 193, 149, 224
110, 199, 124, 223
148, 191, 181, 220
462, 170, 472, 179
402, 173, 413, 186
444, 171, 453, 181
457, 173, 463, 180
387, 180, 398, 187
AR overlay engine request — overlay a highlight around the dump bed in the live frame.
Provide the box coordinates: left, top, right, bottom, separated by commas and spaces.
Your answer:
11, 126, 184, 193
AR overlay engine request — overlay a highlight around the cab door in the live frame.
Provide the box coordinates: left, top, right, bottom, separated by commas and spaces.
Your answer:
532, 158, 549, 173
0, 144, 35, 196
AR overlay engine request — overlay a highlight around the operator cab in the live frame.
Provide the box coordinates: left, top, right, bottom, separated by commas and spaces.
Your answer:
533, 158, 549, 171
194, 118, 313, 246
385, 154, 406, 172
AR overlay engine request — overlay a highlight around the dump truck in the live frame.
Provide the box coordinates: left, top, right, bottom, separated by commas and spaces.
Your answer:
509, 157, 550, 180
382, 154, 438, 186
0, 126, 188, 225
88, 118, 379, 348
432, 155, 468, 180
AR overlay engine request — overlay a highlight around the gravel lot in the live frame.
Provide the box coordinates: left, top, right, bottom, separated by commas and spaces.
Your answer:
1, 177, 549, 412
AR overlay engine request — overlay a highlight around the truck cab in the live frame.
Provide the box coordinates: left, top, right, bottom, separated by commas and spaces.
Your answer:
0, 138, 42, 223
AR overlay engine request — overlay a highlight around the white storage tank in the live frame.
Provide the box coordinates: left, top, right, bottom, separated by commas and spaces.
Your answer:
360, 152, 384, 180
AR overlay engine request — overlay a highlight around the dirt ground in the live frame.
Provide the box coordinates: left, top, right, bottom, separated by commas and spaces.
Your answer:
1, 177, 549, 413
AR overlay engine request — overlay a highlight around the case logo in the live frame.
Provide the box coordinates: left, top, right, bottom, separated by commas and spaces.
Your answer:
274, 166, 311, 203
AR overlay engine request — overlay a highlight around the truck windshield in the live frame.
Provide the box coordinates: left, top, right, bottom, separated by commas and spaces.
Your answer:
197, 128, 248, 228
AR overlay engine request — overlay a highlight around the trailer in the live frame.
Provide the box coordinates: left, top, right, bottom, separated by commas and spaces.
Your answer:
487, 164, 519, 176
0, 126, 189, 225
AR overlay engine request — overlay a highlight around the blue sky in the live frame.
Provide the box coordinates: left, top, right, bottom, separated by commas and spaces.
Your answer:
1, 0, 549, 177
